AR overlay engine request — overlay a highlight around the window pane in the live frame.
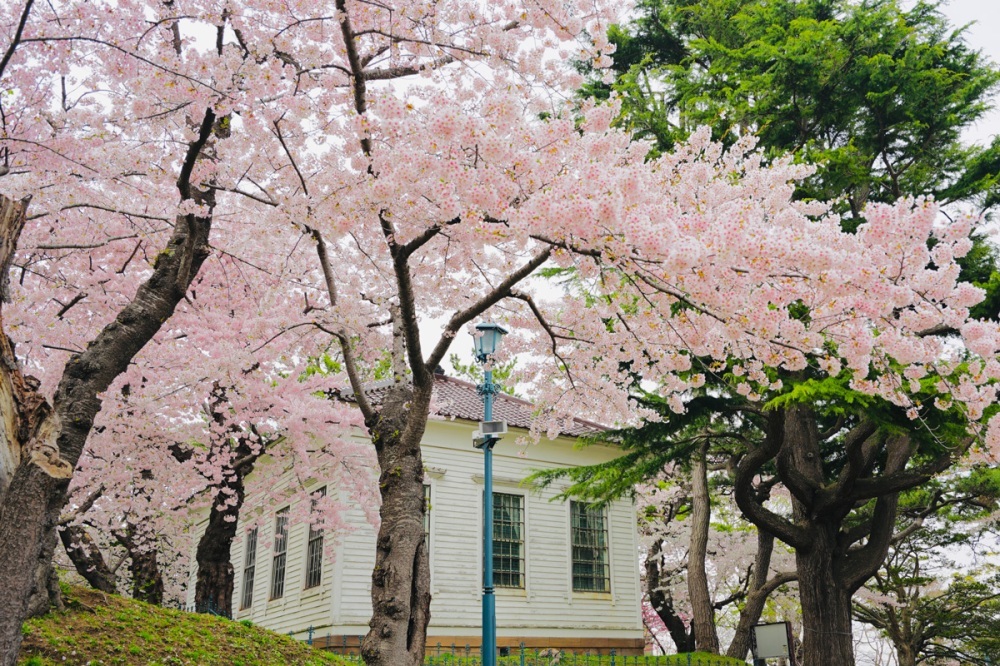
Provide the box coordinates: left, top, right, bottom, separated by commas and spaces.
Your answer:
305, 488, 326, 590
423, 484, 431, 555
493, 493, 524, 589
571, 501, 610, 593
271, 509, 289, 599
240, 527, 258, 609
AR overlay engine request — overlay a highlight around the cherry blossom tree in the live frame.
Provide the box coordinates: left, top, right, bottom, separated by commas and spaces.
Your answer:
525, 131, 1000, 664
0, 0, 629, 664
4, 4, 1000, 666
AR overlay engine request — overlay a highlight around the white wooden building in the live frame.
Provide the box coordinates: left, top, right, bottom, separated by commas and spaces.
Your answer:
198, 374, 644, 655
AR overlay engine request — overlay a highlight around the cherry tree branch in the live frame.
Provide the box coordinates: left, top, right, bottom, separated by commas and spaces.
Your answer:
335, 0, 371, 156
310, 227, 374, 421
509, 289, 582, 387
0, 0, 34, 81
424, 247, 553, 374
58, 484, 104, 525
20, 37, 227, 96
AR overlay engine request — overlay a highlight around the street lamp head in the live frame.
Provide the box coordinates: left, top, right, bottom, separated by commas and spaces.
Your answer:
473, 322, 508, 362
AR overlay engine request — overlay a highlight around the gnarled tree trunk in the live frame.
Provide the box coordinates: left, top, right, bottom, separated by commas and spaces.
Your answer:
193, 453, 256, 617
734, 404, 914, 666
360, 384, 432, 666
0, 109, 217, 666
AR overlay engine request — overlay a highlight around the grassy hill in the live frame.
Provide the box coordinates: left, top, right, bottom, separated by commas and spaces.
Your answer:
18, 585, 344, 666
19, 585, 748, 666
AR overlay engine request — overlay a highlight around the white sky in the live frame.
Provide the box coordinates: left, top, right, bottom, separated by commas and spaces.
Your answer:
432, 1, 1000, 375
940, 0, 1000, 146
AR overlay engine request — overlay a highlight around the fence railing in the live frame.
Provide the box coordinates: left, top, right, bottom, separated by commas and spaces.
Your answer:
164, 599, 233, 619
306, 634, 741, 666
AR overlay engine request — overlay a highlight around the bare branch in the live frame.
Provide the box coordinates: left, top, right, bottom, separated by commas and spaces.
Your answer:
58, 484, 104, 525
0, 0, 34, 81
310, 227, 374, 421
424, 248, 552, 373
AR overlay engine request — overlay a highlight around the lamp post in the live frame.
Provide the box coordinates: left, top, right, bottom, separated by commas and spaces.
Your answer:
474, 321, 508, 666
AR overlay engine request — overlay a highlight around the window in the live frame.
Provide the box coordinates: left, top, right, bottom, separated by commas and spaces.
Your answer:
423, 484, 431, 552
240, 527, 258, 609
270, 508, 289, 599
305, 488, 326, 590
571, 501, 610, 593
493, 492, 524, 588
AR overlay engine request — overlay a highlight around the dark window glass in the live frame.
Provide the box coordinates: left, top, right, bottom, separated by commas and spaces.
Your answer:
240, 527, 258, 609
305, 487, 326, 590
270, 508, 289, 599
493, 492, 524, 588
571, 501, 610, 593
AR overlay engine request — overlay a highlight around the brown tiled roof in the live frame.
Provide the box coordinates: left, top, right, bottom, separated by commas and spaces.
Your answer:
341, 374, 604, 438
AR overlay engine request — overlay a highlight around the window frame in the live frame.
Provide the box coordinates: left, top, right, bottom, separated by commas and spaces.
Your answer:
240, 526, 258, 610
270, 507, 290, 600
490, 491, 525, 590
304, 487, 326, 590
569, 500, 611, 594
422, 483, 432, 554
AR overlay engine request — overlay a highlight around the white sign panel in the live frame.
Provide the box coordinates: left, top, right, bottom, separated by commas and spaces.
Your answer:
752, 622, 790, 659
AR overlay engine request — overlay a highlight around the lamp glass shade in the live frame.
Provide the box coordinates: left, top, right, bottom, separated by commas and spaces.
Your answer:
474, 322, 508, 358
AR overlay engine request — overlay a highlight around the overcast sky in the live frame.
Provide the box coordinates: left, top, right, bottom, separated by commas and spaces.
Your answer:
939, 0, 1000, 146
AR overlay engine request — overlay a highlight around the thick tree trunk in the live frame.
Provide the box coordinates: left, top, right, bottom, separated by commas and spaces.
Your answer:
796, 527, 855, 665
60, 524, 116, 594
688, 440, 719, 653
193, 461, 252, 617
360, 385, 432, 666
0, 466, 65, 663
894, 644, 917, 666
0, 110, 217, 666
129, 546, 163, 605
645, 541, 694, 653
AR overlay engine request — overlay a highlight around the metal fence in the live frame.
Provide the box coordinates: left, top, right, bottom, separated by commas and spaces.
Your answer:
164, 600, 232, 619
306, 632, 739, 666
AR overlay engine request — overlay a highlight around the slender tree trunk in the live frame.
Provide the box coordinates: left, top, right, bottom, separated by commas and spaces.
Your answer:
360, 385, 432, 666
128, 545, 163, 606
0, 110, 217, 666
688, 440, 719, 653
60, 524, 117, 593
645, 541, 694, 653
796, 526, 855, 665
727, 531, 797, 660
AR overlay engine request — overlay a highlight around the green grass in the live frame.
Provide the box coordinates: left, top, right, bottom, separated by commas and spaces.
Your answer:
18, 585, 346, 666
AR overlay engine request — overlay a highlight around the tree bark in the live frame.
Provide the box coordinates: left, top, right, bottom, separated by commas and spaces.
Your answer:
796, 526, 855, 664
128, 544, 164, 606
645, 541, 694, 653
60, 523, 117, 594
0, 109, 217, 666
360, 384, 432, 666
193, 455, 255, 617
688, 439, 719, 653
727, 530, 797, 660
733, 405, 913, 666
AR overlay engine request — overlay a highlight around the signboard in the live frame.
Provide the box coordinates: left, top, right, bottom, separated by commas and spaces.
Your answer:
751, 622, 791, 660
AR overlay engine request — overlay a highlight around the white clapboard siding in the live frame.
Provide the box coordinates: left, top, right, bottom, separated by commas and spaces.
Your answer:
198, 413, 642, 646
